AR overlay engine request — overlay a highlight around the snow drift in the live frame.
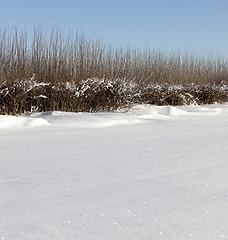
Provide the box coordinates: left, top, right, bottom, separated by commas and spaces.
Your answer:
1, 104, 228, 129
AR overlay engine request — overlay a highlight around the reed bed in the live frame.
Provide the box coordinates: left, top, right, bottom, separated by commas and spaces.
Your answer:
1, 26, 228, 115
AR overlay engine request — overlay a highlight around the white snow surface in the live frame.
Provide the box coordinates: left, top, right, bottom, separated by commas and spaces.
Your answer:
1, 104, 228, 239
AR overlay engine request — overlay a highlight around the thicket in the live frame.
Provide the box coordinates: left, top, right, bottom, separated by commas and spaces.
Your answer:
1, 26, 228, 115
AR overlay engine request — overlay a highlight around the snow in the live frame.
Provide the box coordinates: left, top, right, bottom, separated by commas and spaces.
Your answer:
1, 104, 228, 239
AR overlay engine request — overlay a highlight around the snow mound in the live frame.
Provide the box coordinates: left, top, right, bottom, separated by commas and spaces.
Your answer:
0, 115, 51, 128
156, 106, 190, 117
136, 105, 189, 120
40, 111, 141, 128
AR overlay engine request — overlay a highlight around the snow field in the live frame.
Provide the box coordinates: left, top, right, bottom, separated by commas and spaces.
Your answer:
1, 104, 228, 239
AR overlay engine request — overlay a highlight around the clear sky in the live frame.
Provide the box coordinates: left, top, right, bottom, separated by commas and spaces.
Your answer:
1, 0, 228, 58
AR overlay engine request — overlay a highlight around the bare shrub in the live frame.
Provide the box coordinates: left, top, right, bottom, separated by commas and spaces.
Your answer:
1, 77, 228, 115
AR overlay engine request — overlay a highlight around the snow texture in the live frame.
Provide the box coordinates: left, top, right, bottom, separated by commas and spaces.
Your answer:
1, 104, 228, 239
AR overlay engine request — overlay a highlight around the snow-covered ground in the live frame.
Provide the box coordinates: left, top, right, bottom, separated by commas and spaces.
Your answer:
1, 104, 228, 240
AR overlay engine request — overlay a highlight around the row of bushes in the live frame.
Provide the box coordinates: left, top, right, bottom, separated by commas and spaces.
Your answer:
1, 77, 227, 115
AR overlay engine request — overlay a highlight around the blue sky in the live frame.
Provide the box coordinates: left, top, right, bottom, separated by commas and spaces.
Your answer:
1, 0, 228, 57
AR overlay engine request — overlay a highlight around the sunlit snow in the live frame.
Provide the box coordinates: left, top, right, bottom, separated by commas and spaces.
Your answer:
1, 104, 228, 239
